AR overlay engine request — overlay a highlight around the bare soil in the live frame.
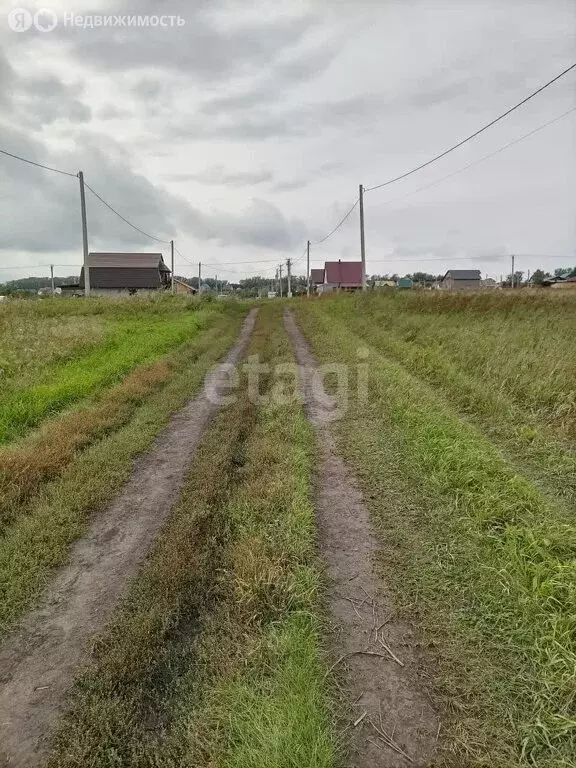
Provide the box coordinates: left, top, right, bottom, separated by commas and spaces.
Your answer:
0, 309, 257, 768
284, 309, 438, 768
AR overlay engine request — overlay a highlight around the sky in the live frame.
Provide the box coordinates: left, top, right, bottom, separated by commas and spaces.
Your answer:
0, 0, 575, 284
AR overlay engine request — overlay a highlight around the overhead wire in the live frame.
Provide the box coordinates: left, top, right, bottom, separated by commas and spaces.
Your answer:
365, 61, 576, 192
373, 105, 576, 208
84, 182, 171, 244
313, 198, 359, 245
0, 148, 77, 178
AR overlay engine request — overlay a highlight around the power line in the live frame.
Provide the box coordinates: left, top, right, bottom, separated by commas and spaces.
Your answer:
0, 264, 82, 270
314, 198, 359, 245
84, 182, 170, 244
365, 61, 576, 192
174, 245, 196, 267
0, 148, 77, 178
376, 106, 576, 207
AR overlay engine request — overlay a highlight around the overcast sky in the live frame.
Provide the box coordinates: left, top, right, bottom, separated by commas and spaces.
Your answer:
0, 0, 575, 283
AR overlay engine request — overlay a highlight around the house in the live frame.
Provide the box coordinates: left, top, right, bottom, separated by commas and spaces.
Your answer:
319, 260, 364, 292
397, 277, 413, 289
374, 279, 396, 289
439, 269, 481, 291
310, 268, 325, 291
551, 276, 576, 290
79, 252, 171, 296
173, 278, 197, 295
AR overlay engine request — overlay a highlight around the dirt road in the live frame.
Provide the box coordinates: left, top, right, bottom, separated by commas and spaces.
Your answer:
0, 309, 257, 768
284, 309, 438, 768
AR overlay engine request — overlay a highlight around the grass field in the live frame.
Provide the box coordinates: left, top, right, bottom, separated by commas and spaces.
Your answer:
0, 295, 247, 636
1, 290, 575, 767
295, 290, 576, 767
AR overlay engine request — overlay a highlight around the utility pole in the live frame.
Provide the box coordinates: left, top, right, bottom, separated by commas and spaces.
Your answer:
50, 264, 55, 296
78, 170, 90, 296
170, 240, 175, 293
215, 274, 218, 294
359, 183, 366, 291
198, 261, 202, 293
279, 264, 283, 298
306, 240, 310, 296
511, 254, 515, 288
286, 257, 292, 298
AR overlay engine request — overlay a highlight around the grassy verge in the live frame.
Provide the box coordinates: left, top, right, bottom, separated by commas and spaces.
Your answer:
47, 304, 335, 768
0, 306, 221, 444
0, 307, 246, 638
296, 300, 576, 768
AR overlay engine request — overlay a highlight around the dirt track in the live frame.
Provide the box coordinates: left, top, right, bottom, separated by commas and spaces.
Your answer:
0, 309, 257, 768
284, 309, 438, 768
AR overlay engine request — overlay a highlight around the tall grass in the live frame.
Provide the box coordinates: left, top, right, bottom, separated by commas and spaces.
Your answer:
296, 299, 576, 767
332, 290, 576, 435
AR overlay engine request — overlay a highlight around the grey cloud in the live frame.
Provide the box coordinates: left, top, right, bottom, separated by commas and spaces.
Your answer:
180, 198, 306, 250
169, 165, 274, 186
47, 3, 318, 83
97, 104, 132, 120
0, 124, 304, 255
0, 51, 91, 128
272, 178, 309, 192
200, 40, 340, 116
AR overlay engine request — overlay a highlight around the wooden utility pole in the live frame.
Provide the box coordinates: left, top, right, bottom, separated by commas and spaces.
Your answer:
170, 240, 175, 293
50, 264, 55, 296
286, 257, 292, 298
306, 240, 310, 296
279, 264, 283, 298
78, 170, 90, 296
359, 183, 366, 290
511, 254, 515, 288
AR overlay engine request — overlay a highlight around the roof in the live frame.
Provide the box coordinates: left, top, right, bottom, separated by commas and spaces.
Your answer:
79, 252, 170, 289
324, 261, 363, 285
397, 277, 413, 287
173, 278, 196, 292
85, 252, 168, 269
310, 268, 325, 284
441, 269, 481, 281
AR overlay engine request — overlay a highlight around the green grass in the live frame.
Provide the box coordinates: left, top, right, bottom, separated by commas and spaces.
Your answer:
47, 304, 335, 768
311, 291, 576, 505
0, 302, 222, 444
0, 307, 247, 638
295, 296, 576, 768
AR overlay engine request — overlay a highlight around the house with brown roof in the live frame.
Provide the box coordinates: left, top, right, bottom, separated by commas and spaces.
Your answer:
79, 253, 171, 296
317, 260, 364, 292
309, 268, 325, 290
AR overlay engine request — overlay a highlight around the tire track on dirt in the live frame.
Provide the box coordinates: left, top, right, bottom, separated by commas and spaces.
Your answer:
284, 308, 438, 768
0, 308, 258, 768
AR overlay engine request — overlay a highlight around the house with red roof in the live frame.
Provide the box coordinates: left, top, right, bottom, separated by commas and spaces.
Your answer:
316, 260, 364, 293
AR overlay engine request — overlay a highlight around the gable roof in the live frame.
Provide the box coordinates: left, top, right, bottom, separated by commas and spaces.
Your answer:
324, 261, 363, 285
310, 268, 325, 284
79, 252, 170, 289
442, 269, 481, 281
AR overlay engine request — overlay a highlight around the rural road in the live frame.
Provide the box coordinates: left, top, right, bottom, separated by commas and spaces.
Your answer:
0, 308, 258, 768
284, 309, 438, 767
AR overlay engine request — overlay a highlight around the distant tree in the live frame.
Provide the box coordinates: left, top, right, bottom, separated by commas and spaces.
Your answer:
530, 269, 550, 285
